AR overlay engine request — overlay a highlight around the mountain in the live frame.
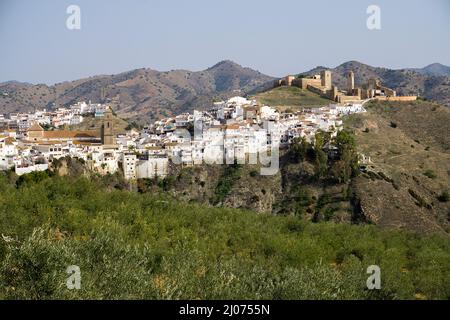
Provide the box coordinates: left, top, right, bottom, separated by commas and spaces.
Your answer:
0, 60, 274, 122
301, 61, 450, 107
410, 63, 450, 77
2, 60, 449, 122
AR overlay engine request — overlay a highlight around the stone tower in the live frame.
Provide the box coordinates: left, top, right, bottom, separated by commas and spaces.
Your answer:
347, 71, 355, 94
101, 107, 115, 146
368, 78, 379, 90
331, 85, 339, 101
285, 75, 295, 86
320, 70, 332, 90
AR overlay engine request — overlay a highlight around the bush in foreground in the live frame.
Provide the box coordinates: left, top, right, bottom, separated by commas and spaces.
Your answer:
0, 173, 449, 299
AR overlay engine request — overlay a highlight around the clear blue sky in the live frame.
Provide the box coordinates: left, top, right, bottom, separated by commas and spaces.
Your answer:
1, 0, 449, 84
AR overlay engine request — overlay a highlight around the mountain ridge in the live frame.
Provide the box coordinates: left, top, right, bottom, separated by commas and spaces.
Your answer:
0, 60, 275, 122
408, 63, 450, 77
1, 60, 449, 122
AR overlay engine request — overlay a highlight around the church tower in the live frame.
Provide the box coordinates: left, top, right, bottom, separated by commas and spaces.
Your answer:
101, 107, 115, 146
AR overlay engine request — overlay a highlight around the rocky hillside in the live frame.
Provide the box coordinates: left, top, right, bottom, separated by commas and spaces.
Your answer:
136, 100, 449, 235
409, 63, 450, 77
0, 60, 274, 122
302, 61, 450, 107
346, 100, 450, 234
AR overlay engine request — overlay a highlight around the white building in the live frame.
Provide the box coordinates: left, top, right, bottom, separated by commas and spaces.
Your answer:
123, 153, 137, 180
136, 156, 169, 179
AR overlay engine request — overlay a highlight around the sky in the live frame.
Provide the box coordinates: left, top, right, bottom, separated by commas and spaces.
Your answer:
0, 0, 449, 84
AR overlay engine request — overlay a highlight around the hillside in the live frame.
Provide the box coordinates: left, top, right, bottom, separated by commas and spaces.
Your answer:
133, 100, 449, 235
2, 60, 449, 124
345, 100, 450, 234
409, 63, 450, 77
0, 61, 274, 123
68, 114, 130, 134
0, 172, 448, 299
301, 61, 450, 107
251, 86, 331, 111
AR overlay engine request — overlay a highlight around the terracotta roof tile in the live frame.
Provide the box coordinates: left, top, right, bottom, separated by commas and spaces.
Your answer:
28, 123, 44, 131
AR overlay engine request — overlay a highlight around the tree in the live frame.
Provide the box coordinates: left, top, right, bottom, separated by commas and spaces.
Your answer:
314, 130, 331, 151
314, 149, 328, 178
329, 130, 359, 183
291, 137, 311, 162
16, 170, 50, 188
334, 130, 356, 152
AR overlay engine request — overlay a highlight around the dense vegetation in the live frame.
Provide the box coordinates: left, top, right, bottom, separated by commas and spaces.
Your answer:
139, 130, 361, 222
290, 130, 359, 184
212, 164, 243, 205
0, 171, 448, 299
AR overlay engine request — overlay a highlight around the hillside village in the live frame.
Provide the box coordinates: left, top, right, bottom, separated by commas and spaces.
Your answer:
0, 70, 406, 180
1, 98, 366, 179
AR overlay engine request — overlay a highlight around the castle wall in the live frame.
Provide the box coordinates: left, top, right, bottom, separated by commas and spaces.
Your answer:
285, 75, 295, 86
381, 87, 397, 97
307, 84, 327, 95
297, 78, 322, 89
375, 96, 417, 102
338, 95, 362, 103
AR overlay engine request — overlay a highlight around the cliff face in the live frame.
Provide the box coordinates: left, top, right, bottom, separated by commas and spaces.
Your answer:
139, 164, 284, 214
138, 156, 354, 225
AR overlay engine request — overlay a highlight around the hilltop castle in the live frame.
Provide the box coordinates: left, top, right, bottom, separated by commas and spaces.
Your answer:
276, 70, 417, 103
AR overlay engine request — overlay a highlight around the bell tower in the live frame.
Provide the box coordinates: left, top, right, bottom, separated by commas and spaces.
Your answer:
101, 107, 115, 146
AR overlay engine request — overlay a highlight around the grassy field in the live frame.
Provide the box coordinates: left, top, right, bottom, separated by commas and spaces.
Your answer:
251, 86, 331, 111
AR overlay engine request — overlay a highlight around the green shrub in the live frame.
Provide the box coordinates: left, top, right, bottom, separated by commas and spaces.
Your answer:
0, 173, 448, 300
423, 170, 437, 179
437, 191, 449, 202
